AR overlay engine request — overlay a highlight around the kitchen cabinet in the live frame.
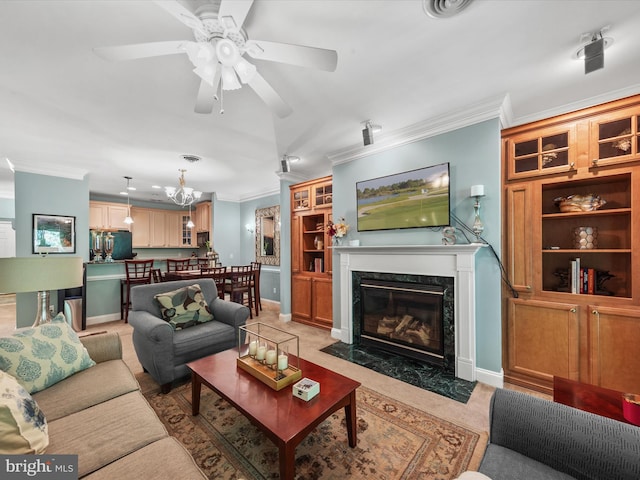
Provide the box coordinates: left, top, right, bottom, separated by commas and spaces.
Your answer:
130, 207, 193, 248
195, 201, 211, 233
502, 93, 640, 394
290, 176, 333, 330
90, 201, 130, 231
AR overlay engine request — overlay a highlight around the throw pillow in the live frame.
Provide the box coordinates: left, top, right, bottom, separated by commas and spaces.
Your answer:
0, 313, 96, 394
154, 283, 214, 330
0, 370, 49, 454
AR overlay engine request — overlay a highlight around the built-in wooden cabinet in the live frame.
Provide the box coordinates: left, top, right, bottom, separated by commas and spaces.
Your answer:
502, 94, 640, 395
131, 207, 193, 248
89, 201, 130, 230
290, 176, 333, 330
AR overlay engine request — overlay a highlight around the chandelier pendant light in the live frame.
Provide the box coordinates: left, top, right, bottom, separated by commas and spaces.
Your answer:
165, 169, 202, 207
123, 176, 134, 225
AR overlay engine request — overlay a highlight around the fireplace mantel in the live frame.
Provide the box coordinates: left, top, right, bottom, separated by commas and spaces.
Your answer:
333, 244, 485, 382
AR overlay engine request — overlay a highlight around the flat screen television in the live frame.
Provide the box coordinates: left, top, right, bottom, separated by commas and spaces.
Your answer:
356, 162, 450, 232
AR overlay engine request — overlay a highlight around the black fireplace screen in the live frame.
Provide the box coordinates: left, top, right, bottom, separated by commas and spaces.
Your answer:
360, 279, 445, 361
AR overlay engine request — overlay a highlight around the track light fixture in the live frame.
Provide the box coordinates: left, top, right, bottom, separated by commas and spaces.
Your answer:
575, 28, 613, 75
281, 154, 300, 173
362, 120, 382, 146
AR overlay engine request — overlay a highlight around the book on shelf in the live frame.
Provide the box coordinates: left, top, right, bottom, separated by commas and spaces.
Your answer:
314, 258, 323, 273
570, 258, 595, 294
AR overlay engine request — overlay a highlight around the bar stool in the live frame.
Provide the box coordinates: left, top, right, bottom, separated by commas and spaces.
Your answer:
121, 259, 154, 323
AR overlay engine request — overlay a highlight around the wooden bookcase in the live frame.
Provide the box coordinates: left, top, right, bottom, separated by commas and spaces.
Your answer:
290, 176, 333, 330
502, 94, 640, 395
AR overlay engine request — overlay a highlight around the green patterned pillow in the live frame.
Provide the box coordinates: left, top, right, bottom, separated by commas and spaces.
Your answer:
0, 313, 96, 394
154, 283, 214, 330
0, 370, 48, 454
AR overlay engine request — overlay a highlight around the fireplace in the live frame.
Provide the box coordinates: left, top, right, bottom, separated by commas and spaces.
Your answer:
353, 272, 455, 374
334, 244, 484, 382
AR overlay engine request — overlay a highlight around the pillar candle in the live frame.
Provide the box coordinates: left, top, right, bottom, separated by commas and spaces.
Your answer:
248, 341, 258, 356
256, 345, 267, 361
277, 354, 288, 371
265, 349, 277, 365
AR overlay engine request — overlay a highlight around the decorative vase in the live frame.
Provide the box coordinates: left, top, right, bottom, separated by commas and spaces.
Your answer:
333, 237, 342, 246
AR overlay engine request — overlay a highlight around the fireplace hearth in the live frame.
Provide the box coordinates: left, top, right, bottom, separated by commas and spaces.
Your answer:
353, 272, 455, 374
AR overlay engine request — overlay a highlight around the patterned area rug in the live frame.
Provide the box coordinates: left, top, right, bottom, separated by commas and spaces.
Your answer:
144, 382, 487, 480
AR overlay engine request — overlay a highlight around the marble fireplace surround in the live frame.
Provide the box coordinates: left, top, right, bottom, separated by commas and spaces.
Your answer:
333, 244, 484, 382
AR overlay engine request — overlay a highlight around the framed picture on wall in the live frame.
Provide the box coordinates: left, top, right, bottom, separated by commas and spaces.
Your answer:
33, 214, 76, 254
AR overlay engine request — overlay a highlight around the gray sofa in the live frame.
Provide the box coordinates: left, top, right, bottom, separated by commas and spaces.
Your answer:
128, 278, 249, 393
477, 388, 640, 480
35, 332, 206, 479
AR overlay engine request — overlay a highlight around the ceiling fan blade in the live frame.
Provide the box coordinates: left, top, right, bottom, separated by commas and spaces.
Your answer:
94, 41, 190, 61
245, 40, 337, 72
218, 0, 254, 30
194, 75, 219, 114
154, 0, 207, 36
247, 72, 292, 118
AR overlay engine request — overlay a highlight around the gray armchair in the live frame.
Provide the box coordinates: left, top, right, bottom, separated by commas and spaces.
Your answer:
128, 278, 249, 393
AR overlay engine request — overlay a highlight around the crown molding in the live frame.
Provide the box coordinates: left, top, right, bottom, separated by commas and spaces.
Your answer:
14, 164, 88, 180
511, 83, 640, 127
328, 94, 510, 165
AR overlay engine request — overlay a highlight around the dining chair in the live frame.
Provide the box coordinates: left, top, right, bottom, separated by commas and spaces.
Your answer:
227, 265, 254, 318
200, 266, 227, 299
166, 258, 190, 275
250, 261, 262, 316
121, 259, 154, 323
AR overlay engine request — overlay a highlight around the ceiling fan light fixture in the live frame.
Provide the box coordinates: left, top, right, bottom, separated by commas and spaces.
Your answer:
423, 0, 474, 18
216, 38, 240, 66
221, 65, 241, 90
234, 57, 257, 84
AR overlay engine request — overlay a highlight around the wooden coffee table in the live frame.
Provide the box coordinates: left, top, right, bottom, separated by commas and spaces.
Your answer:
553, 376, 629, 424
187, 348, 361, 480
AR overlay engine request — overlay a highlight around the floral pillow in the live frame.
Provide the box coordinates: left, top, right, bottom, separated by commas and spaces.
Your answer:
154, 283, 214, 330
0, 369, 49, 454
0, 313, 96, 394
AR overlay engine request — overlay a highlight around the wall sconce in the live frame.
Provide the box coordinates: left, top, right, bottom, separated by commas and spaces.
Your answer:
470, 184, 485, 242
246, 224, 254, 234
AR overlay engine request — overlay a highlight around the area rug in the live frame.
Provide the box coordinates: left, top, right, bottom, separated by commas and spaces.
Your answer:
321, 342, 476, 404
144, 382, 487, 480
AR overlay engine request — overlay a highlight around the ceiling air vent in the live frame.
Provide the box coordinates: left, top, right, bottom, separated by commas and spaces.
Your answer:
423, 0, 474, 18
181, 154, 201, 163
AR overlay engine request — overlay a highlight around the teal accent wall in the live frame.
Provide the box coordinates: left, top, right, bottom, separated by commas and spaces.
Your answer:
212, 197, 241, 266
332, 119, 502, 374
238, 193, 281, 303
14, 172, 90, 327
278, 179, 294, 315
0, 198, 15, 220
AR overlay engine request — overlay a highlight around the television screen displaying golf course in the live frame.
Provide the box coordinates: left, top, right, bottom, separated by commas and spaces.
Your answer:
356, 163, 450, 231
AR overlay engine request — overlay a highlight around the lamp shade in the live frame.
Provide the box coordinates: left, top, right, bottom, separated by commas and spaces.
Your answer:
0, 256, 83, 294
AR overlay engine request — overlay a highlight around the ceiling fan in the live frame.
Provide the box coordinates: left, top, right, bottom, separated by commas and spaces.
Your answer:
94, 0, 338, 118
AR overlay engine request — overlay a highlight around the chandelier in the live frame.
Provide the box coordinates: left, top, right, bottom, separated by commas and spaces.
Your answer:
165, 169, 202, 207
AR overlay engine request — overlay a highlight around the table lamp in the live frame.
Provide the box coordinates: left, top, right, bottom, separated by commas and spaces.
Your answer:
0, 256, 84, 327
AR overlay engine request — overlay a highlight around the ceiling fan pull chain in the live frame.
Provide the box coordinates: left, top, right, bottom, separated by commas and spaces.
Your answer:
219, 83, 224, 115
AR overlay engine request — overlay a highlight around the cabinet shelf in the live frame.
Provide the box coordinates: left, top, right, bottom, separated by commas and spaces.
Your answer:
541, 208, 631, 219
542, 249, 632, 254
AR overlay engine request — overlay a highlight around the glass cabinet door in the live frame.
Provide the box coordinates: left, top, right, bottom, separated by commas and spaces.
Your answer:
590, 108, 640, 167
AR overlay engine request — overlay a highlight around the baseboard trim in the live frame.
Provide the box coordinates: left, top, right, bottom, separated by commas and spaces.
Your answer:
87, 313, 121, 326
475, 367, 504, 388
